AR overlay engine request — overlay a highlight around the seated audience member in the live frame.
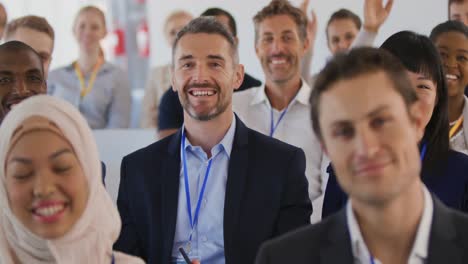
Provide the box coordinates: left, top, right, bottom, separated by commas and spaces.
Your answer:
302, 0, 392, 86
233, 0, 324, 222
4, 15, 54, 77
0, 95, 143, 263
448, 0, 468, 96
431, 21, 468, 154
450, 0, 468, 25
256, 47, 468, 264
157, 7, 261, 139
48, 6, 131, 129
0, 3, 6, 37
114, 17, 311, 264
140, 10, 193, 128
326, 0, 393, 56
0, 41, 46, 123
323, 31, 468, 218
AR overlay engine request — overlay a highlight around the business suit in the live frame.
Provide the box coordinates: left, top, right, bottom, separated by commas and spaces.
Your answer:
114, 116, 312, 263
256, 196, 468, 264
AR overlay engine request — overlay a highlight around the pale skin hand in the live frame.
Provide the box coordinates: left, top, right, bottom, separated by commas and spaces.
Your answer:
363, 0, 394, 33
191, 260, 200, 264
300, 0, 318, 51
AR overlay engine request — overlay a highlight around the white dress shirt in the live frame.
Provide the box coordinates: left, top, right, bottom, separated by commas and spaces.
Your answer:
171, 117, 236, 263
347, 185, 433, 264
233, 81, 325, 222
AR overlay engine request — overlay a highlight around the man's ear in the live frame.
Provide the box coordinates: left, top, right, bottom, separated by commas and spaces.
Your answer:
233, 63, 245, 91
409, 101, 425, 141
43, 81, 48, 93
320, 141, 329, 156
302, 35, 310, 54
171, 67, 178, 92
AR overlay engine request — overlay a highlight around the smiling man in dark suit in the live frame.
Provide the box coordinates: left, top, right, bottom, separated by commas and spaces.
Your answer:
114, 17, 311, 264
256, 47, 468, 264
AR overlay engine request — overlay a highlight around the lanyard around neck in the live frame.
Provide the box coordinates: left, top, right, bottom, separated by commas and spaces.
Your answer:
269, 107, 289, 137
73, 58, 103, 98
181, 130, 213, 241
420, 142, 427, 161
449, 115, 464, 139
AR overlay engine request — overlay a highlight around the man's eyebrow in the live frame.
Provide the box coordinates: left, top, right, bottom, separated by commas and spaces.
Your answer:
0, 70, 13, 75
207, 55, 225, 61
26, 68, 43, 74
178, 54, 194, 61
329, 105, 391, 127
365, 105, 391, 119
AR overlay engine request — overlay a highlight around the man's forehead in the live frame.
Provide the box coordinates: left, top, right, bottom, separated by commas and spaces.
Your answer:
175, 33, 230, 56
0, 50, 43, 70
8, 28, 53, 52
259, 15, 298, 32
319, 72, 404, 121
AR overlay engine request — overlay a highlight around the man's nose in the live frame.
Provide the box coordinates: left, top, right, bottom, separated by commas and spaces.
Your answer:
355, 128, 380, 159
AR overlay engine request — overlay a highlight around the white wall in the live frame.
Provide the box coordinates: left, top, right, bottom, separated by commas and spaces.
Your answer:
147, 0, 448, 80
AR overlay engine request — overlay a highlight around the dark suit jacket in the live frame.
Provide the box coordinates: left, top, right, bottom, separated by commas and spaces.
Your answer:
256, 196, 468, 264
114, 116, 312, 264
323, 150, 468, 218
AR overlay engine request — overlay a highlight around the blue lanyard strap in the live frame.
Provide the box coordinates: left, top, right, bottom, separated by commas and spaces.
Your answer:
181, 130, 213, 240
370, 255, 376, 264
420, 142, 427, 161
111, 252, 115, 264
269, 107, 289, 137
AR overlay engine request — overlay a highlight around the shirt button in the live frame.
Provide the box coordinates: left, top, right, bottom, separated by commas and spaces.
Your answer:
201, 236, 207, 242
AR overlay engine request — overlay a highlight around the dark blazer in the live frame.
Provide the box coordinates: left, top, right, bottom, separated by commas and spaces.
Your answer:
322, 150, 468, 218
256, 196, 468, 264
114, 116, 312, 264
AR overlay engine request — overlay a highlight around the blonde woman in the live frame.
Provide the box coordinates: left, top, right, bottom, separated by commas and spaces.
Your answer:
48, 6, 131, 129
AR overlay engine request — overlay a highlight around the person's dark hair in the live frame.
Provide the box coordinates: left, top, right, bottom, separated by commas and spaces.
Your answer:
201, 8, 237, 37
253, 0, 308, 43
430, 20, 468, 42
326, 9, 361, 40
380, 31, 450, 175
310, 47, 417, 140
172, 17, 238, 65
0, 40, 44, 75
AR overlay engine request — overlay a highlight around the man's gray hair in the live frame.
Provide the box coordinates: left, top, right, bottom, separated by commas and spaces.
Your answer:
172, 17, 239, 65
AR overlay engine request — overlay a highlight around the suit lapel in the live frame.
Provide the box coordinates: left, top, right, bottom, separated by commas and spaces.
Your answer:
161, 130, 182, 260
427, 197, 463, 264
320, 209, 354, 264
224, 116, 249, 255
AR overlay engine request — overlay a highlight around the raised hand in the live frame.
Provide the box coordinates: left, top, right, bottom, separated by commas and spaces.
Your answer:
363, 0, 394, 33
299, 0, 317, 49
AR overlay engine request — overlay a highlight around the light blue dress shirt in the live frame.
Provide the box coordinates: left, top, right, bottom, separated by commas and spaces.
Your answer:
47, 62, 131, 129
171, 117, 236, 264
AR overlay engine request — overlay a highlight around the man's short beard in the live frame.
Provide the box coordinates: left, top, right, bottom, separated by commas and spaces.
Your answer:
184, 100, 230, 121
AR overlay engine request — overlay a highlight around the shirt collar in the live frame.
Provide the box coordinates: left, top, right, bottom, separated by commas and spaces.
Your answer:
346, 184, 433, 262
182, 114, 236, 159
65, 61, 111, 75
250, 79, 311, 107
